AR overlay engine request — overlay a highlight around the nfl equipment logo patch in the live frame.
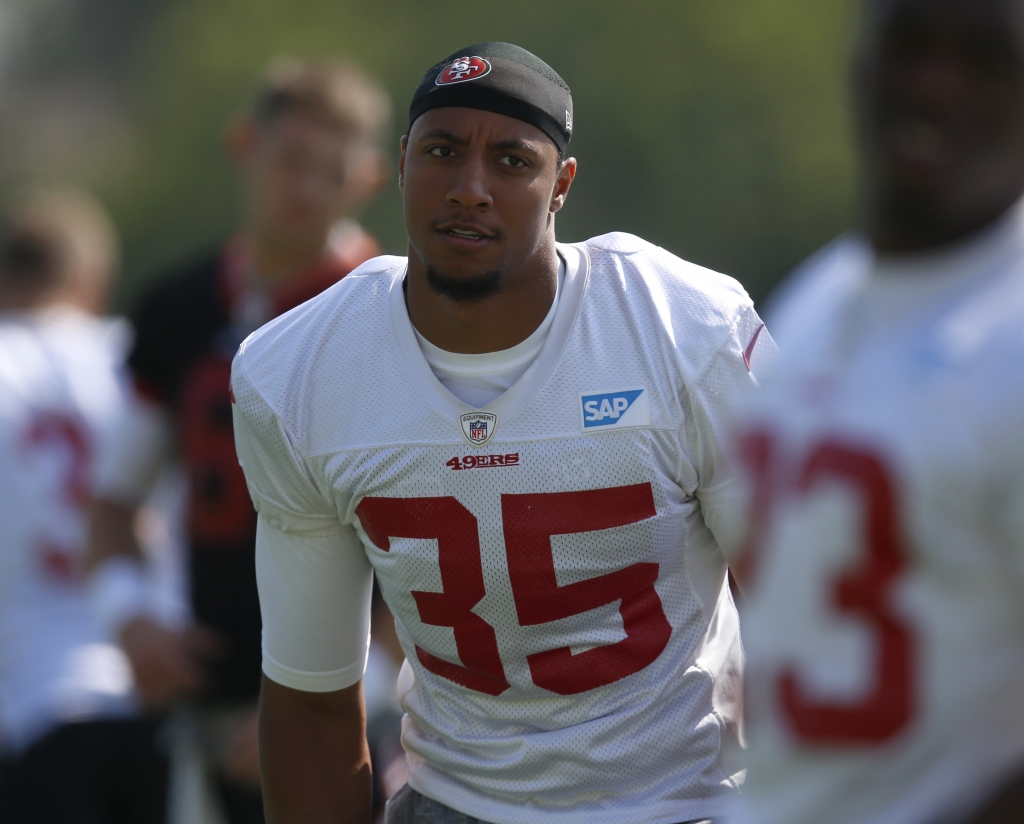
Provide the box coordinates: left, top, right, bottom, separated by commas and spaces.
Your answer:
460, 411, 498, 447
436, 56, 492, 85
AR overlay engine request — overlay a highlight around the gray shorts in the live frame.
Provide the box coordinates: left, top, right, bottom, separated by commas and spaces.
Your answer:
383, 785, 719, 824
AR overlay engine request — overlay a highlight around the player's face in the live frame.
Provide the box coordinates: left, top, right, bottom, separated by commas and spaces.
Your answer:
400, 107, 573, 297
855, 0, 1024, 250
239, 110, 375, 253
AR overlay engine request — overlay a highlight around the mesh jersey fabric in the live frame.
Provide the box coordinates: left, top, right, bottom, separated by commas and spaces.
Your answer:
0, 308, 136, 753
231, 233, 777, 824
732, 203, 1024, 824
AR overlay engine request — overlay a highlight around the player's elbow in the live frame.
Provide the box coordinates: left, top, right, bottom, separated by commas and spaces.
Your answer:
259, 674, 368, 755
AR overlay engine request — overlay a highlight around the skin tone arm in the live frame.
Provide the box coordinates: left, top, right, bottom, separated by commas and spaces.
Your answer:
87, 499, 213, 708
967, 772, 1024, 824
260, 676, 372, 824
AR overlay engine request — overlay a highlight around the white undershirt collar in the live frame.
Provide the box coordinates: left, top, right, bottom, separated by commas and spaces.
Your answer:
412, 258, 565, 408
415, 259, 563, 376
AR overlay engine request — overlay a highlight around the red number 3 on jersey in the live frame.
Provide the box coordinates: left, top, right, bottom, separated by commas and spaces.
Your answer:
740, 432, 915, 745
356, 484, 671, 697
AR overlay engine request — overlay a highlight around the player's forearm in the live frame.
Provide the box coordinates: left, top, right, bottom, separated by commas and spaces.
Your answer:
260, 675, 372, 824
966, 768, 1024, 824
85, 498, 168, 663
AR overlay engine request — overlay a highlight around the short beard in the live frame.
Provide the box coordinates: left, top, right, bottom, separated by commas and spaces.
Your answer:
425, 264, 506, 302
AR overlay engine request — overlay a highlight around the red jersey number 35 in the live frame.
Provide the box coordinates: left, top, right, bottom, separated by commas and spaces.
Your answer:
356, 484, 671, 697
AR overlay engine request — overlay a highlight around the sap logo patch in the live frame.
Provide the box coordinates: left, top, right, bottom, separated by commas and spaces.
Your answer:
580, 389, 650, 430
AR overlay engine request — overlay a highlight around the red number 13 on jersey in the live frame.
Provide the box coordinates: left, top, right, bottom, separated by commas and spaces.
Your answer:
741, 433, 915, 745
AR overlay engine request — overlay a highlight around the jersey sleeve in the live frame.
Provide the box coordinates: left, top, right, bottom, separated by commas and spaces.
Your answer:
682, 305, 778, 564
996, 421, 1024, 597
255, 517, 373, 692
231, 354, 373, 692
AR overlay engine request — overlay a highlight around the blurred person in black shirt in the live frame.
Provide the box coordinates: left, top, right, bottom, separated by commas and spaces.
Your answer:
0, 189, 169, 823
86, 57, 391, 824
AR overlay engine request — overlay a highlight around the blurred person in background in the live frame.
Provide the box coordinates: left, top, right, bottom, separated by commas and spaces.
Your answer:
0, 189, 168, 823
733, 1, 1024, 824
86, 57, 392, 824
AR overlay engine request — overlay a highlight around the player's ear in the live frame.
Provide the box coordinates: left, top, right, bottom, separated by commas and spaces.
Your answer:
224, 116, 258, 165
398, 135, 409, 193
550, 156, 577, 214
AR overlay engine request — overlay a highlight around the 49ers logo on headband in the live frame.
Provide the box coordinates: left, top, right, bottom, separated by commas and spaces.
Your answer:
436, 56, 492, 85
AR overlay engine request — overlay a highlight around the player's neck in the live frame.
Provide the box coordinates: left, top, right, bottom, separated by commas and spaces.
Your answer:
0, 286, 68, 314
245, 231, 332, 291
405, 243, 559, 355
867, 196, 1024, 256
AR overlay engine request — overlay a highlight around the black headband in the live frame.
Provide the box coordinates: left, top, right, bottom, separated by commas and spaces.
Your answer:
409, 42, 573, 154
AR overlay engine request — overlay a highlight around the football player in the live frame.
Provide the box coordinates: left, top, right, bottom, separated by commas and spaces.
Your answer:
86, 57, 391, 823
231, 43, 776, 824
0, 190, 168, 822
733, 1, 1024, 823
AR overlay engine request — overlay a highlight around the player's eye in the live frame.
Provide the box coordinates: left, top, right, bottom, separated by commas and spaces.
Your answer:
428, 146, 455, 158
498, 155, 528, 168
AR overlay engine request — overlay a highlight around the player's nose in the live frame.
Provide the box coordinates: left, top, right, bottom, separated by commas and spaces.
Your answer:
446, 156, 492, 211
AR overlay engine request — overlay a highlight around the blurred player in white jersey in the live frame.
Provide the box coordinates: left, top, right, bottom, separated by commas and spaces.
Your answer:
734, 1, 1024, 823
231, 42, 776, 824
0, 191, 168, 821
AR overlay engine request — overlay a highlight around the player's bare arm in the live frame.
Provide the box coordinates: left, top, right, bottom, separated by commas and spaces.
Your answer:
965, 773, 1024, 824
86, 436, 215, 710
260, 677, 371, 824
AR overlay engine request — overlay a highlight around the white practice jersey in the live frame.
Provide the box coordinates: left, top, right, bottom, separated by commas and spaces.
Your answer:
231, 233, 776, 824
0, 308, 135, 752
761, 233, 870, 352
734, 205, 1024, 824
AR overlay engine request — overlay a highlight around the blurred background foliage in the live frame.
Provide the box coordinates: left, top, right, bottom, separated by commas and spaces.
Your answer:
0, 0, 859, 308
